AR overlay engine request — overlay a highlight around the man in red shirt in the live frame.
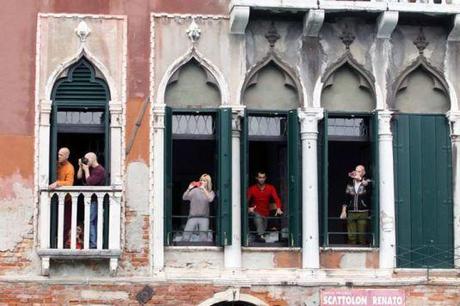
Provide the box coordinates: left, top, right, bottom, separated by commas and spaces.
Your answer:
247, 171, 283, 242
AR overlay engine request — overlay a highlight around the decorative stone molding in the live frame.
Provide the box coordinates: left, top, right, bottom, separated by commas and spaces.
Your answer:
447, 111, 460, 138
299, 108, 324, 139
321, 51, 376, 96
231, 106, 245, 133
229, 5, 250, 34
303, 9, 325, 37
198, 288, 268, 306
75, 20, 91, 42
413, 27, 429, 54
448, 14, 460, 41
339, 27, 355, 50
391, 54, 449, 108
265, 22, 281, 48
378, 110, 393, 137
376, 11, 398, 39
34, 13, 127, 275
155, 47, 230, 106
186, 18, 201, 43
241, 50, 304, 106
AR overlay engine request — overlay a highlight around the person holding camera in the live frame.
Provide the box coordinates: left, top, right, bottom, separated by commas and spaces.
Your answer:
247, 171, 283, 243
181, 174, 215, 242
77, 152, 106, 248
339, 165, 371, 245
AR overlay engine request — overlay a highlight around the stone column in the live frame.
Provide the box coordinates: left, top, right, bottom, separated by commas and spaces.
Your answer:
378, 111, 396, 270
448, 112, 460, 268
299, 109, 323, 269
109, 101, 123, 188
224, 107, 244, 269
152, 104, 166, 271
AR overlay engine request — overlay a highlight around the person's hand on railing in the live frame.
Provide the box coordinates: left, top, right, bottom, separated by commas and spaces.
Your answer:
339, 205, 347, 220
248, 206, 256, 214
275, 208, 283, 216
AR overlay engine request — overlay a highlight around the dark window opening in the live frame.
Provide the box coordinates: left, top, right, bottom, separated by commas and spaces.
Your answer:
168, 112, 218, 246
244, 113, 298, 247
321, 115, 377, 247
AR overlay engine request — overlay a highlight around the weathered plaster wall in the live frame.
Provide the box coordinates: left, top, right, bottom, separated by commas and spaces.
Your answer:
0, 282, 459, 305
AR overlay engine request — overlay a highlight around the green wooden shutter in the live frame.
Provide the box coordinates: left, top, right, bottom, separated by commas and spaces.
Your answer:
318, 111, 328, 246
370, 114, 379, 246
164, 106, 173, 245
288, 110, 301, 247
217, 108, 232, 246
241, 113, 249, 246
394, 114, 453, 268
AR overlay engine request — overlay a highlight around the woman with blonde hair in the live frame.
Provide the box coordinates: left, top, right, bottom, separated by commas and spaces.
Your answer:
182, 173, 215, 242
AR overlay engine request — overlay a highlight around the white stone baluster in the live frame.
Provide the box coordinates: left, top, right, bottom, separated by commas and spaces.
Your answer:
109, 191, 122, 250
57, 193, 65, 249
70, 193, 79, 250
40, 191, 51, 249
97, 193, 104, 250
84, 193, 91, 249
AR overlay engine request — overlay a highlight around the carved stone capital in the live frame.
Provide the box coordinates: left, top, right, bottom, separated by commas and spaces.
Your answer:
299, 108, 324, 137
377, 110, 393, 137
153, 104, 166, 130
447, 111, 460, 139
39, 99, 52, 126
231, 106, 245, 133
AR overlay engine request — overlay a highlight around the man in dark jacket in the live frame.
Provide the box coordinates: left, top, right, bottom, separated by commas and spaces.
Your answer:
77, 152, 106, 248
340, 165, 371, 245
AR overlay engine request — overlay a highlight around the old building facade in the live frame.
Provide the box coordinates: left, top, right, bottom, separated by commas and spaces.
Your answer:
1, 0, 460, 305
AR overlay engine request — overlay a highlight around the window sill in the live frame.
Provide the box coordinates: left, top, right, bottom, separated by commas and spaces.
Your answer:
321, 246, 379, 252
165, 246, 223, 252
37, 249, 121, 259
242, 247, 301, 252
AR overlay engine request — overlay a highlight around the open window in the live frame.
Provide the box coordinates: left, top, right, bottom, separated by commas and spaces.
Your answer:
48, 57, 111, 250
241, 61, 301, 247
164, 59, 231, 246
319, 62, 378, 247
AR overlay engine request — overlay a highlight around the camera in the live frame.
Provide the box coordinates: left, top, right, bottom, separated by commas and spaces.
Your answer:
348, 171, 356, 178
81, 157, 89, 165
191, 181, 202, 188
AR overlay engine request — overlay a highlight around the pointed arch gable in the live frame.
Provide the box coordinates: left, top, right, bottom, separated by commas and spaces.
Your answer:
156, 47, 229, 106
321, 51, 376, 96
51, 57, 111, 106
320, 51, 376, 112
391, 55, 451, 112
241, 51, 303, 110
44, 47, 118, 104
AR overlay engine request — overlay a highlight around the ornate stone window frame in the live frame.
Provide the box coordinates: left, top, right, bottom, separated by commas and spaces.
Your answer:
34, 13, 127, 274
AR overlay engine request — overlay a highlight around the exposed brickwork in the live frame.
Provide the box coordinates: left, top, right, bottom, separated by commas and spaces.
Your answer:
0, 283, 459, 305
320, 250, 344, 269
273, 251, 301, 268
0, 222, 34, 275
120, 213, 150, 274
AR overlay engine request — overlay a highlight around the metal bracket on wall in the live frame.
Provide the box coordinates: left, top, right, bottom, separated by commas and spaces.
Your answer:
126, 97, 150, 156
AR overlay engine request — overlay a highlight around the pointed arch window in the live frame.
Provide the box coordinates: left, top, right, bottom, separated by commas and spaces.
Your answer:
241, 58, 302, 247
319, 57, 379, 248
48, 57, 111, 250
163, 58, 232, 247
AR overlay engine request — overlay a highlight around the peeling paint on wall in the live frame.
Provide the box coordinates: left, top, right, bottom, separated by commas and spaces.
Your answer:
0, 172, 33, 252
